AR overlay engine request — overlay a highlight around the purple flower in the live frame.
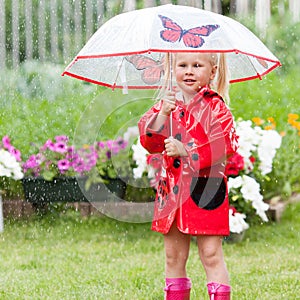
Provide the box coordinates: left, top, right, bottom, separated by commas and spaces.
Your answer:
106, 151, 111, 159
2, 136, 11, 149
73, 158, 85, 173
23, 155, 39, 169
106, 140, 113, 150
116, 137, 127, 149
54, 142, 68, 153
6, 146, 21, 162
41, 139, 55, 151
57, 159, 71, 173
97, 141, 106, 149
55, 135, 69, 143
111, 146, 120, 154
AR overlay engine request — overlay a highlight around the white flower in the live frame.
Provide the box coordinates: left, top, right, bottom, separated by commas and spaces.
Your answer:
257, 130, 282, 175
236, 120, 260, 159
251, 199, 269, 222
240, 175, 261, 202
229, 209, 249, 233
235, 120, 282, 175
132, 139, 149, 179
227, 176, 243, 190
229, 174, 269, 223
239, 175, 269, 222
0, 149, 24, 180
123, 126, 139, 142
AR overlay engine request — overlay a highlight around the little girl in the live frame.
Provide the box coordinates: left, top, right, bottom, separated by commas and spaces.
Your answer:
138, 52, 238, 299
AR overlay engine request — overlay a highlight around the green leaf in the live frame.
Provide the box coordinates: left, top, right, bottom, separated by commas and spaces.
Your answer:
42, 170, 55, 181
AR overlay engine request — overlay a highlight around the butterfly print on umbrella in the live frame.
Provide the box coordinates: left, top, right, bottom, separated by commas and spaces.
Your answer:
125, 54, 165, 85
159, 15, 220, 48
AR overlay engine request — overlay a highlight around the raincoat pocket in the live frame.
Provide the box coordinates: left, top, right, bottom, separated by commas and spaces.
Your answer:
190, 177, 226, 210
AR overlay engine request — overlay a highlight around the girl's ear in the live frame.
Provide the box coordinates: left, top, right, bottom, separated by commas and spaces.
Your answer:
210, 65, 217, 80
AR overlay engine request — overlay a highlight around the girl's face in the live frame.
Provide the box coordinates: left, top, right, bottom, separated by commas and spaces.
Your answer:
174, 52, 217, 101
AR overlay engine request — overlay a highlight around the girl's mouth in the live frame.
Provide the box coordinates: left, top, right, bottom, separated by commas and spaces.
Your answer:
184, 79, 196, 84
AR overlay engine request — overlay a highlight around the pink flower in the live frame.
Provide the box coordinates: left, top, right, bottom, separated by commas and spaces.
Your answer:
2, 136, 11, 149
57, 159, 71, 173
53, 142, 68, 153
55, 135, 69, 143
41, 139, 55, 151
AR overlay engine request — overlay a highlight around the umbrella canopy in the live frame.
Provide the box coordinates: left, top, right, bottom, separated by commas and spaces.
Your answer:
62, 4, 281, 89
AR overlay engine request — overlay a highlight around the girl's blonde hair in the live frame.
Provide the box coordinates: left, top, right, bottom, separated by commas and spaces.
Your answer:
160, 52, 230, 105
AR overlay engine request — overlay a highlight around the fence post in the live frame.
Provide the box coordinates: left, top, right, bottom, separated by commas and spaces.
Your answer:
38, 0, 46, 61
12, 0, 20, 68
123, 0, 136, 12
0, 193, 3, 233
289, 0, 300, 22
0, 0, 5, 69
235, 0, 250, 17
50, 0, 59, 62
144, 0, 156, 8
255, 0, 270, 38
25, 0, 33, 60
85, 1, 94, 40
62, 1, 71, 63
74, 0, 83, 54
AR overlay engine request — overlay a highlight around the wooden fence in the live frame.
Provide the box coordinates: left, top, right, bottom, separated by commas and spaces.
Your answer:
1, 0, 299, 69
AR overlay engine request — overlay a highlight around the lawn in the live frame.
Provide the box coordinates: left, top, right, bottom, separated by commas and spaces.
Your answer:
0, 200, 299, 299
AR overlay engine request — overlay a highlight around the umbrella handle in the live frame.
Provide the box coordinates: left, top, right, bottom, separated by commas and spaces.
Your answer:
170, 111, 173, 137
169, 53, 173, 137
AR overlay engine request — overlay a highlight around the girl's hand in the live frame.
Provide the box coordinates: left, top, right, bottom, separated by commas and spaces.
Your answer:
160, 88, 177, 116
164, 137, 188, 157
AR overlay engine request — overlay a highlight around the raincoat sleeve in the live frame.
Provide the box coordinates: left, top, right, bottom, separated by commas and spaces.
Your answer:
138, 102, 170, 154
183, 98, 238, 173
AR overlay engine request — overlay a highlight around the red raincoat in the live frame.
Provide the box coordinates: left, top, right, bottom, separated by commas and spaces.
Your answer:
138, 86, 238, 235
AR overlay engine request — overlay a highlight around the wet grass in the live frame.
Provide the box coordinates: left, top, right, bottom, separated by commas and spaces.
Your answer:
0, 201, 299, 299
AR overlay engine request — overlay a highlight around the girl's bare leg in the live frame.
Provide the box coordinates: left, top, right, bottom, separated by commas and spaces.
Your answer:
197, 235, 229, 284
164, 221, 191, 278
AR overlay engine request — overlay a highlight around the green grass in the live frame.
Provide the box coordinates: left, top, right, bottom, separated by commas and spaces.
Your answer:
0, 201, 299, 299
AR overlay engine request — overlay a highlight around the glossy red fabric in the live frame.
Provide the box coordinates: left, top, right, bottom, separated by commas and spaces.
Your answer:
138, 86, 238, 235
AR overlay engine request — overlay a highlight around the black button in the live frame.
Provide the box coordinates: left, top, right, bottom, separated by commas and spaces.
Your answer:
173, 158, 181, 168
174, 133, 182, 141
173, 185, 179, 194
192, 153, 199, 161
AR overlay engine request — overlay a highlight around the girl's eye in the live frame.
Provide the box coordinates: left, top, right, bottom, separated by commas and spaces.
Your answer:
194, 63, 201, 68
179, 64, 186, 67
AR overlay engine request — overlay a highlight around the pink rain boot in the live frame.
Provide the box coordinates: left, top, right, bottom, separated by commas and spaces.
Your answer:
207, 282, 231, 300
164, 277, 192, 300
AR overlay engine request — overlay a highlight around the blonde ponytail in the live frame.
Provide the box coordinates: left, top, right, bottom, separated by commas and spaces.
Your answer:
212, 53, 230, 105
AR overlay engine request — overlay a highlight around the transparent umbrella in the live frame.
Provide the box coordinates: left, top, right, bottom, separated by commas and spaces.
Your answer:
62, 4, 281, 90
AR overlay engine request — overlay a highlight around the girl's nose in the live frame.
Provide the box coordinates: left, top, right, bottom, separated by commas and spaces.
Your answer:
185, 66, 193, 74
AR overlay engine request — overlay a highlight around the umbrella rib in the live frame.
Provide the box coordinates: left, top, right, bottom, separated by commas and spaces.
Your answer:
112, 57, 126, 90
245, 54, 262, 80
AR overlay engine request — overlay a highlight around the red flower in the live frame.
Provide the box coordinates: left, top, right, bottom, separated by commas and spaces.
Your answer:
249, 156, 256, 164
229, 206, 237, 215
225, 153, 244, 176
